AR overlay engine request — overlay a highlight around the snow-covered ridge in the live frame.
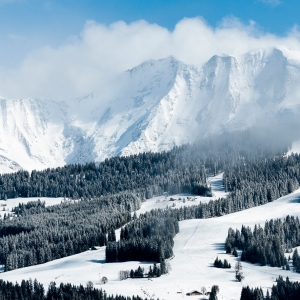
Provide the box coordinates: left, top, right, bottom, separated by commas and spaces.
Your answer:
1, 47, 300, 172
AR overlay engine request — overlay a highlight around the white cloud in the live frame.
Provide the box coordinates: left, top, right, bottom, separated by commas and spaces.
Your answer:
0, 17, 300, 100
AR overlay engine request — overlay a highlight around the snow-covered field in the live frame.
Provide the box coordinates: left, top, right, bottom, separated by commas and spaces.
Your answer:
0, 197, 68, 218
1, 174, 300, 299
207, 173, 229, 200
134, 173, 228, 217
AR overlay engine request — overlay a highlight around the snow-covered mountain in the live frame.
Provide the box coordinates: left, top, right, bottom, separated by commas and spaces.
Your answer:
1, 47, 300, 172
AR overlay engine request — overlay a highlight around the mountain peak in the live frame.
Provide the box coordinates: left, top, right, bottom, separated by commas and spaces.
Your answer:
126, 55, 181, 74
1, 48, 300, 172
245, 47, 288, 60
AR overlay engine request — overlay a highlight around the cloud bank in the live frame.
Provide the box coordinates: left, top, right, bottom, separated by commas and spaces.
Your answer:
1, 17, 300, 100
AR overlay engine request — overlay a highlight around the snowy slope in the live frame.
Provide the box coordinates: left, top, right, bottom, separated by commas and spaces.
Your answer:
2, 47, 300, 172
1, 174, 300, 299
0, 196, 72, 218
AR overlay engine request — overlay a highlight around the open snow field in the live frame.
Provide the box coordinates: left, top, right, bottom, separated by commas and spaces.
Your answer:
207, 173, 229, 200
1, 174, 300, 299
134, 173, 228, 217
0, 197, 69, 218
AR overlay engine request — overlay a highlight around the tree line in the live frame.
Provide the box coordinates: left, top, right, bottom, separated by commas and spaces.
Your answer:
225, 215, 300, 269
0, 147, 209, 200
224, 154, 300, 209
119, 262, 167, 280
0, 193, 138, 271
240, 276, 300, 300
0, 127, 292, 202
213, 257, 231, 269
106, 209, 179, 263
0, 278, 149, 300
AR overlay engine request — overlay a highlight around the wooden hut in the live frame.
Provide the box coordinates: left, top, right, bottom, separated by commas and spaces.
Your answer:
186, 290, 202, 296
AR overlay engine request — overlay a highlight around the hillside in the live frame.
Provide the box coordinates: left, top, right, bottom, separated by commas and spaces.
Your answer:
1, 174, 300, 299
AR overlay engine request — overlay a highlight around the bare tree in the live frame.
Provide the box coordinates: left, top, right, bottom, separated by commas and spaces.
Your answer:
101, 276, 108, 284
86, 281, 93, 290
235, 262, 244, 282
235, 261, 242, 272
118, 270, 130, 280
201, 286, 206, 295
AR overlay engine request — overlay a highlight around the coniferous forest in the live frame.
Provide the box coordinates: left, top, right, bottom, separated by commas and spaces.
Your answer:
0, 128, 292, 201
1, 193, 137, 271
225, 216, 300, 269
0, 128, 300, 298
240, 276, 300, 300
0, 148, 209, 200
224, 154, 300, 207
0, 278, 148, 300
106, 209, 179, 263
0, 129, 300, 272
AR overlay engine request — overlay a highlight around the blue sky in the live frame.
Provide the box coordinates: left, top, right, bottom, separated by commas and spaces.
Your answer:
1, 0, 299, 62
1, 0, 299, 38
0, 0, 300, 99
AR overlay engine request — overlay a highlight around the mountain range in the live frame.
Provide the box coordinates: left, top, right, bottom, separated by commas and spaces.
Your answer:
1, 46, 300, 173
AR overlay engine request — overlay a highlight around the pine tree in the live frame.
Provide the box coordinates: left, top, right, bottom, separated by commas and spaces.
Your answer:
232, 248, 238, 257
160, 258, 166, 275
148, 266, 153, 278
265, 289, 270, 300
223, 259, 230, 268
209, 285, 219, 300
293, 248, 299, 267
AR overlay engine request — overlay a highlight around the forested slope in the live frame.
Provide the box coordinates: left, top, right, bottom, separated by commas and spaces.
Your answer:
0, 129, 298, 272
1, 193, 138, 271
0, 278, 148, 300
241, 276, 300, 300
224, 154, 300, 206
226, 216, 300, 268
0, 149, 209, 200
0, 128, 292, 200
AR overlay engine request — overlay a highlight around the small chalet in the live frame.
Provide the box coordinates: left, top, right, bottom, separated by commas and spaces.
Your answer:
186, 290, 202, 296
